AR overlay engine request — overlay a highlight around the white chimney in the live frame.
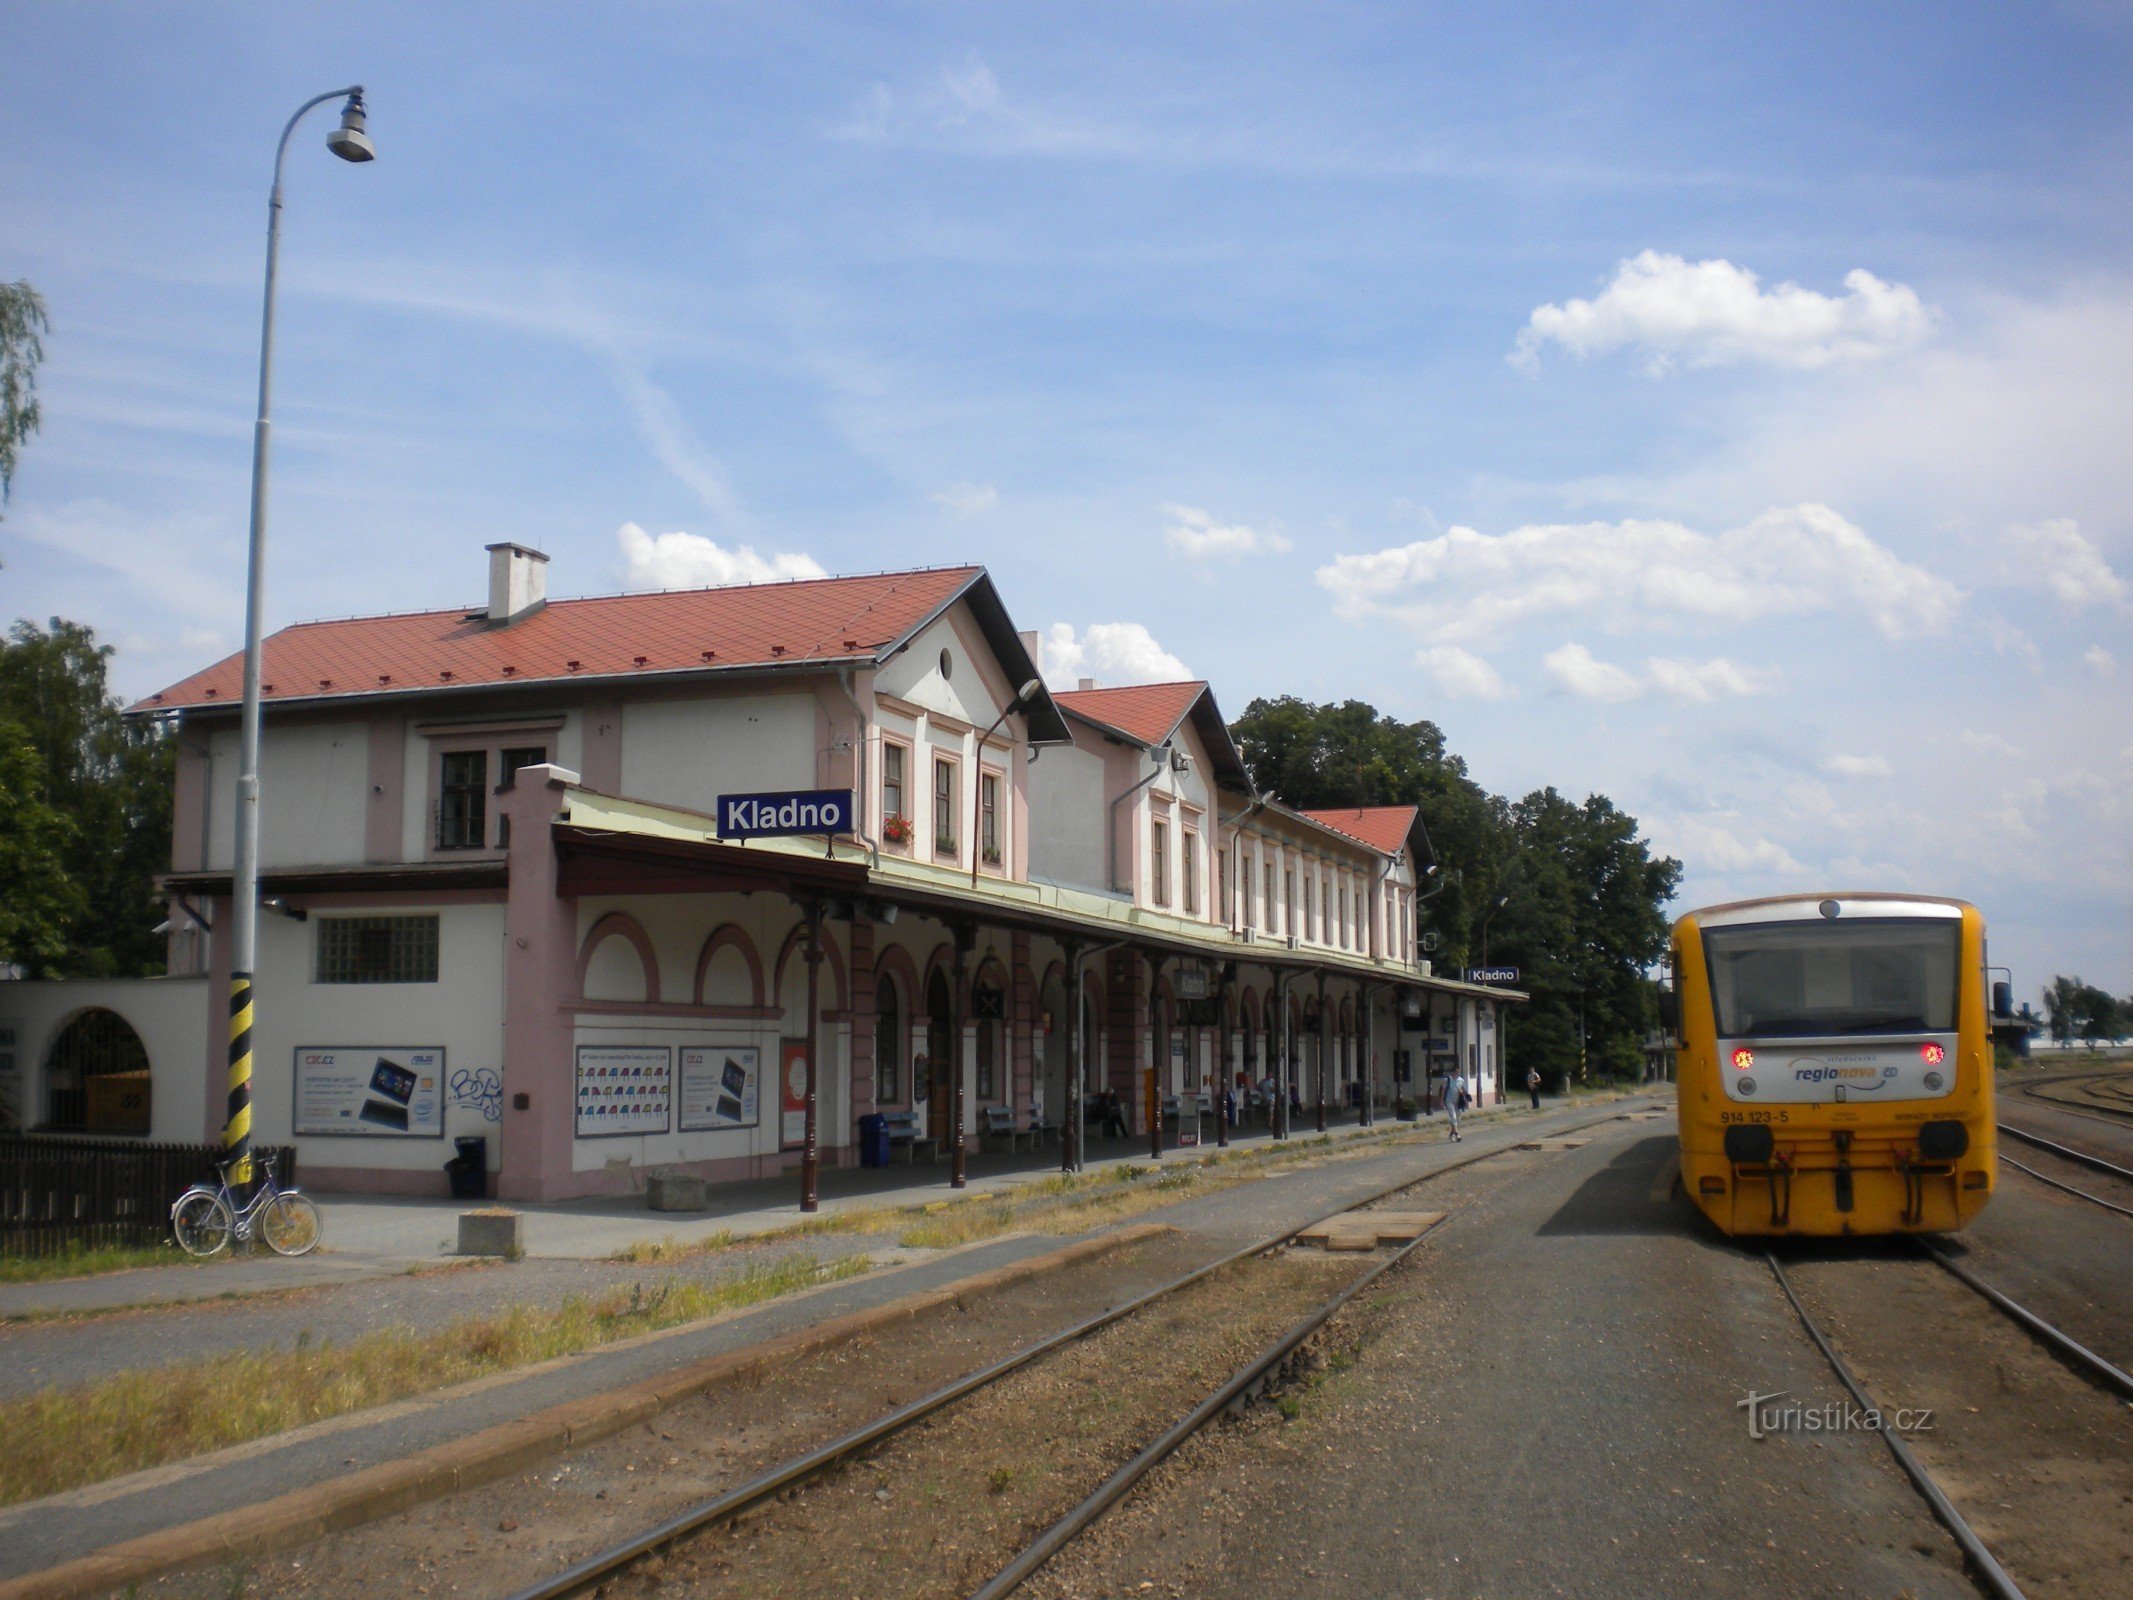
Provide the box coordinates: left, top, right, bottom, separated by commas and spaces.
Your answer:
1078, 676, 1098, 692
486, 542, 549, 624
1017, 629, 1043, 678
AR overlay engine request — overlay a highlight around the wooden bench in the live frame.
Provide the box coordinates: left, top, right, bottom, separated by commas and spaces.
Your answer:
882, 1109, 933, 1164
981, 1105, 1024, 1152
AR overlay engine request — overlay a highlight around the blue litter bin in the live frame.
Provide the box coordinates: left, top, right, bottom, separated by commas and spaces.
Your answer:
858, 1113, 890, 1168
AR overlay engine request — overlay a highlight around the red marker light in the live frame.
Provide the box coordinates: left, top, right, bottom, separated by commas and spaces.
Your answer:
1731, 1047, 1755, 1070
1920, 1042, 1945, 1065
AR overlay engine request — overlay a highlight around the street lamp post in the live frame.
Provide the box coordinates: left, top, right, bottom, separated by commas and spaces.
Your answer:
226, 87, 373, 1187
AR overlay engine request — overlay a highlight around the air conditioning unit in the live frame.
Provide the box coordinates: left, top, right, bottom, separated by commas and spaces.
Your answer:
1170, 749, 1192, 774
1286, 933, 1300, 950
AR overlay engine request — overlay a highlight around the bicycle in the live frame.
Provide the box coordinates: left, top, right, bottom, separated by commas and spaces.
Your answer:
170, 1150, 323, 1258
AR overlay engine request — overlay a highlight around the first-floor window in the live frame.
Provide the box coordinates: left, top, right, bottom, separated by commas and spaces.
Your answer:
883, 742, 907, 829
933, 756, 958, 854
494, 745, 548, 846
979, 771, 1001, 865
1183, 829, 1199, 915
1151, 818, 1169, 906
875, 976, 902, 1102
437, 751, 487, 849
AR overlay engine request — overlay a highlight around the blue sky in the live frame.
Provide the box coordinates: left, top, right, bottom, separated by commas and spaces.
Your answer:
4, 3, 2129, 993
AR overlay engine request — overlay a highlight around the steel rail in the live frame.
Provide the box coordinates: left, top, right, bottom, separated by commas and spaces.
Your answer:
967, 1208, 1441, 1600
1764, 1251, 2029, 1600
500, 1101, 1651, 1600
1919, 1243, 2133, 1400
1998, 1154, 2133, 1221
1996, 1122, 2133, 1183
2013, 1071, 2133, 1128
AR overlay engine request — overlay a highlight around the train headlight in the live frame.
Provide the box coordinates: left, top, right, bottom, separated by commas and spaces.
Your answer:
1737, 1076, 1757, 1096
1922, 1070, 1944, 1091
1731, 1047, 1755, 1070
1920, 1042, 1945, 1066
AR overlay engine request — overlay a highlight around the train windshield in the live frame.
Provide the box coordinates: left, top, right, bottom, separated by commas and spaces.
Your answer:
1704, 918, 1960, 1039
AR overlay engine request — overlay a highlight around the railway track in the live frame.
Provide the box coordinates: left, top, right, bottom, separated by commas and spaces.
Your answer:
2011, 1065, 2133, 1130
1995, 1122, 2133, 1220
501, 1103, 1650, 1600
1768, 1240, 2133, 1600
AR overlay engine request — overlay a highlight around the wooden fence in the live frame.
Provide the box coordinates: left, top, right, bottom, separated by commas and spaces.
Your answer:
0, 1136, 297, 1258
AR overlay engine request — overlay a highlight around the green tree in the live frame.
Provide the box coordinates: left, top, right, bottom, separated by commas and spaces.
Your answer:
0, 619, 174, 975
2043, 976, 2124, 1048
0, 281, 48, 510
1229, 697, 1680, 1088
0, 718, 85, 972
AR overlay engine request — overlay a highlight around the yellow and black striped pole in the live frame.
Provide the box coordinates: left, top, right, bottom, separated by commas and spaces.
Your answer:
226, 973, 254, 1187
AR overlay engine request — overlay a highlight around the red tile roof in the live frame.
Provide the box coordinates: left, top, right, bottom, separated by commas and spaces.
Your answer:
1301, 805, 1421, 857
1053, 681, 1209, 747
134, 567, 984, 713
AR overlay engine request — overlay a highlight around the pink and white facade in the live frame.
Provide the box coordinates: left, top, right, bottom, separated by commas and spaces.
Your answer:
1, 546, 1519, 1199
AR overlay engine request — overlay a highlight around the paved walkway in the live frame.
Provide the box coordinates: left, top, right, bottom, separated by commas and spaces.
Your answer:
0, 1090, 1663, 1581
0, 1098, 1582, 1319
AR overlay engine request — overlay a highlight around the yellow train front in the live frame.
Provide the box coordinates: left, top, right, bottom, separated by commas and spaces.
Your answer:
1673, 893, 1997, 1237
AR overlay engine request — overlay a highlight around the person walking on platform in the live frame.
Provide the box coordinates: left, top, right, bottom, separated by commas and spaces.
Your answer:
1527, 1066, 1543, 1110
1445, 1075, 1466, 1141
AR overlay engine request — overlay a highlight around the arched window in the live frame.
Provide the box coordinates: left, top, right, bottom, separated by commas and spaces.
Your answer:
875, 975, 903, 1104
43, 1009, 151, 1135
926, 969, 954, 1110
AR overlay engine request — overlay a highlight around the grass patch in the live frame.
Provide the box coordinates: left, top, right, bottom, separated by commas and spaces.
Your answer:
607, 1228, 736, 1264
0, 1242, 201, 1284
0, 1250, 869, 1507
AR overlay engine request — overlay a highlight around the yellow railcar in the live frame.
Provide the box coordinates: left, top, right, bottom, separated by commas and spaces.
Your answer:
1671, 893, 1998, 1237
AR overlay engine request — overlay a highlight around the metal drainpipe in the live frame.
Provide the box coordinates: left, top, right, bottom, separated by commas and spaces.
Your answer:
834, 669, 880, 869
1108, 746, 1169, 894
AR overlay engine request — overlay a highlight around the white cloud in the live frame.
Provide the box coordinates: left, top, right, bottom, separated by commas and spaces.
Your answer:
1542, 643, 1641, 702
1999, 519, 2128, 606
1645, 656, 1771, 701
1163, 503, 1292, 559
1416, 645, 1510, 700
616, 523, 827, 590
1650, 812, 1804, 875
2086, 645, 2117, 673
1040, 621, 1191, 689
1512, 250, 1933, 373
933, 481, 999, 515
1822, 754, 1894, 779
1319, 504, 1958, 645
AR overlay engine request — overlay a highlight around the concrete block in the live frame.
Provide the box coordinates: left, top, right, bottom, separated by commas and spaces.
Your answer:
646, 1171, 709, 1212
456, 1208, 523, 1256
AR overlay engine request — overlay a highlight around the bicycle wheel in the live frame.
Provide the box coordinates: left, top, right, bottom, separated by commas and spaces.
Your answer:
172, 1190, 235, 1258
260, 1192, 322, 1257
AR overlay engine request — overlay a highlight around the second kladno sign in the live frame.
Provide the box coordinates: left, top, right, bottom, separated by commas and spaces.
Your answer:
717, 788, 854, 840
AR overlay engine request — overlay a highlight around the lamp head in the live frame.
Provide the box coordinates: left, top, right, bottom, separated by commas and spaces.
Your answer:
326, 92, 375, 162
1014, 677, 1042, 704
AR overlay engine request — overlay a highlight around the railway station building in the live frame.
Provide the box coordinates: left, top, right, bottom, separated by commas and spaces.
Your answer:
0, 546, 1519, 1200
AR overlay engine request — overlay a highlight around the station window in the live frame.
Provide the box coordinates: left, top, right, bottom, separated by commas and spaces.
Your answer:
1183, 828, 1199, 916
875, 975, 902, 1103
493, 745, 548, 847
316, 915, 440, 984
882, 742, 907, 832
437, 752, 487, 850
933, 755, 958, 856
1320, 880, 1330, 945
1151, 819, 1169, 906
1264, 861, 1276, 935
1217, 848, 1229, 925
1284, 868, 1296, 937
979, 771, 1001, 867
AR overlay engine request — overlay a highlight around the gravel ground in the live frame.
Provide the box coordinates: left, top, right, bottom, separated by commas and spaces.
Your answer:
1953, 1159, 2133, 1374
1021, 1123, 1975, 1600
1999, 1075, 2133, 1168
134, 1239, 1353, 1600
1785, 1250, 2133, 1600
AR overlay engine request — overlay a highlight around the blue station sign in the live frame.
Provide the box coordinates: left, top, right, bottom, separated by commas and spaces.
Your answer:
1465, 966, 1520, 985
717, 788, 855, 840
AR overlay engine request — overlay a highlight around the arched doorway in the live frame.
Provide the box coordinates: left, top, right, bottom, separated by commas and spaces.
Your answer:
924, 969, 955, 1135
44, 1009, 151, 1135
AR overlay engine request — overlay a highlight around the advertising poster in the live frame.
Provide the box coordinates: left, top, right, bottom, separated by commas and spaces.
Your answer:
780, 1040, 809, 1148
574, 1045, 672, 1137
294, 1046, 445, 1137
678, 1045, 761, 1131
